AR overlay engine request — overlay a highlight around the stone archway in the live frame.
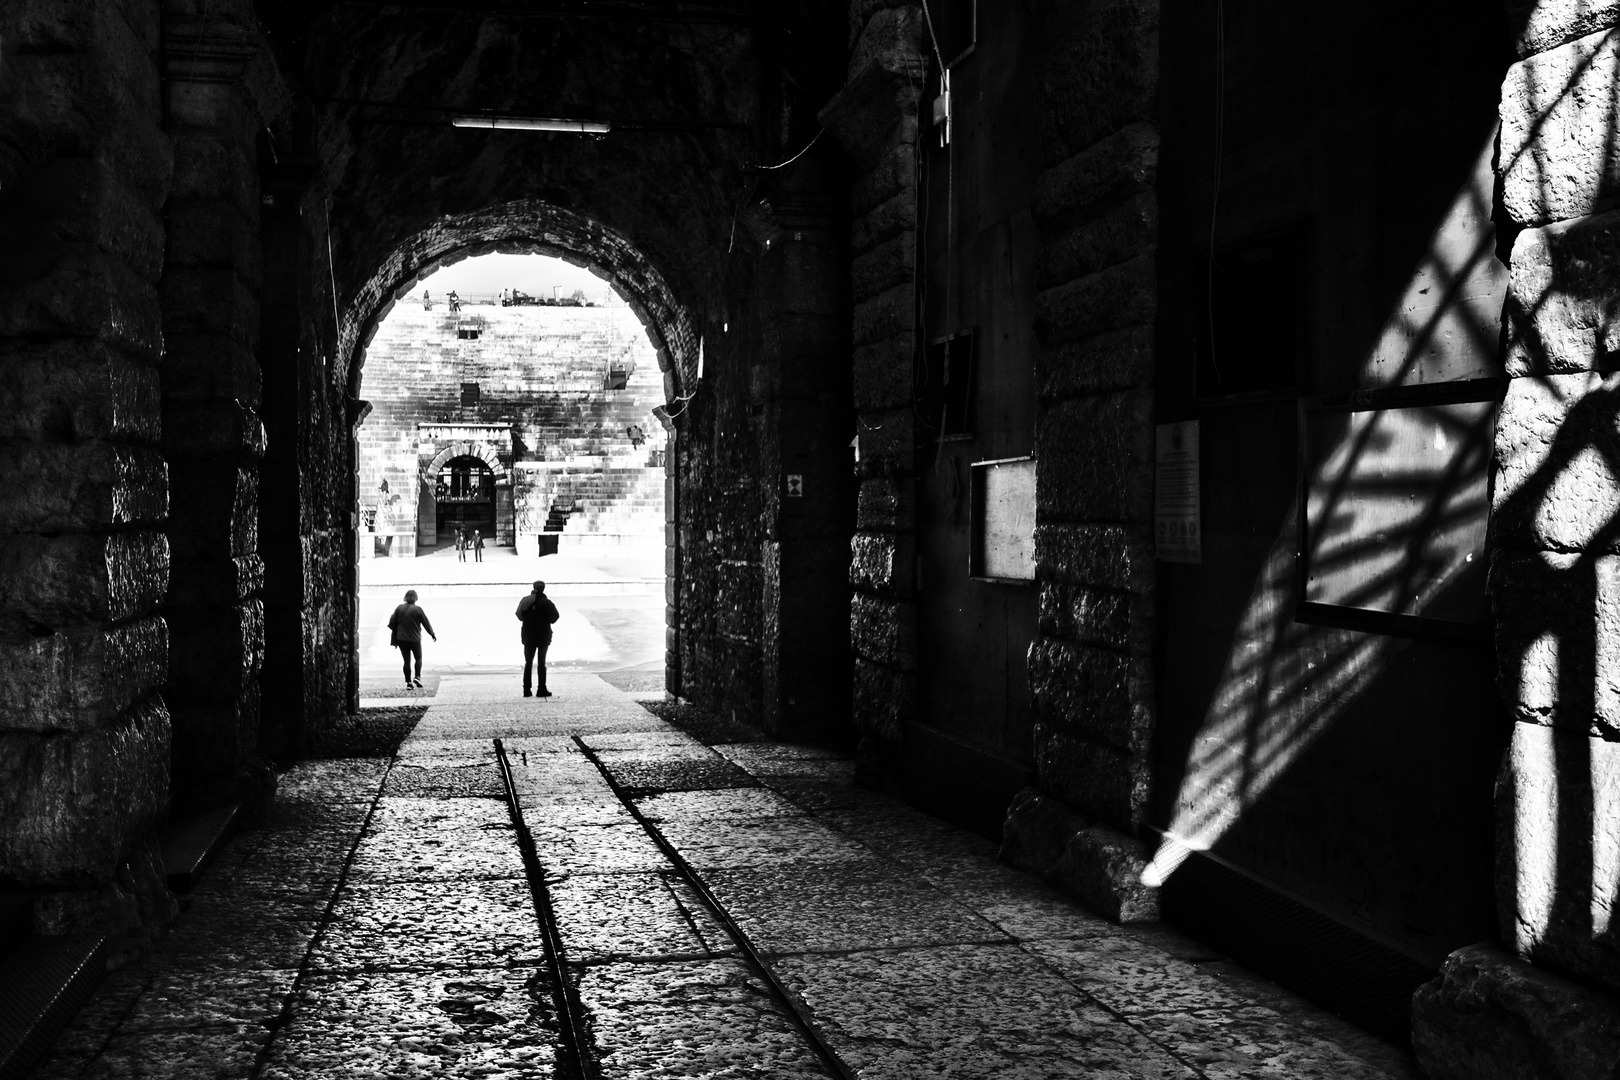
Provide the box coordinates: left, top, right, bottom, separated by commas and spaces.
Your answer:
346, 211, 692, 693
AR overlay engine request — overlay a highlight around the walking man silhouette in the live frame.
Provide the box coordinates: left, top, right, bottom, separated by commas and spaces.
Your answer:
516, 580, 560, 697
388, 589, 436, 689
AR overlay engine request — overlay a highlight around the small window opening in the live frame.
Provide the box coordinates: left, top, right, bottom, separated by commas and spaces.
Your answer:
916, 329, 976, 438
460, 381, 480, 406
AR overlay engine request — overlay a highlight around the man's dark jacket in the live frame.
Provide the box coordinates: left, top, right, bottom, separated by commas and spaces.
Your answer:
516, 590, 560, 645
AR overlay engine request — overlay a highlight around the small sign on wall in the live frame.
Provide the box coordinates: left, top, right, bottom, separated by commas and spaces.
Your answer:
1155, 421, 1201, 563
786, 474, 804, 497
970, 456, 1036, 582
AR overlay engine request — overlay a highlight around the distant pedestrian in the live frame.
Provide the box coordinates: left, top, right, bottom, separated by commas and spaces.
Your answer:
388, 589, 436, 689
422, 289, 432, 309
472, 529, 484, 562
455, 527, 466, 562
516, 580, 560, 697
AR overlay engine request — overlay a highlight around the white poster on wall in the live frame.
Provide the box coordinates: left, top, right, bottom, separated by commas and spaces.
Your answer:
1155, 421, 1201, 564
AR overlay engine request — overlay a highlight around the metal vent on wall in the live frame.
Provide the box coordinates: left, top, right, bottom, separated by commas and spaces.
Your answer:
1159, 844, 1438, 1044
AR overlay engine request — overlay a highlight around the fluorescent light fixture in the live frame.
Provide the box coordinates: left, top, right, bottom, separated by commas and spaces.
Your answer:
450, 115, 610, 134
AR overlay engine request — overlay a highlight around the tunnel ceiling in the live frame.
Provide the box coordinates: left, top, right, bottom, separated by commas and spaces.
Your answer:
254, 0, 846, 390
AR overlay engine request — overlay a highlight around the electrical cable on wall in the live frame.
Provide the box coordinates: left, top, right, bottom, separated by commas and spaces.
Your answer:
1206, 0, 1226, 385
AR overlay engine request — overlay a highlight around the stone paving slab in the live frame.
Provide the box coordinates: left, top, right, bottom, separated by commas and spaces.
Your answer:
655, 816, 875, 870
774, 943, 1200, 1080
702, 860, 1014, 955
382, 761, 507, 799
526, 822, 669, 877
577, 958, 836, 1080
261, 967, 561, 1080
633, 787, 805, 823
349, 798, 522, 882
276, 759, 391, 804
548, 871, 733, 963
310, 878, 544, 972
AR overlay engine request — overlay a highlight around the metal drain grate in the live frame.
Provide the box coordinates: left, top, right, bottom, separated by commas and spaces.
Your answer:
0, 935, 104, 1080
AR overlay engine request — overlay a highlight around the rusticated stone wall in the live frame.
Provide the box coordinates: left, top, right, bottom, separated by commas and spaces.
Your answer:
0, 0, 177, 947
998, 1, 1162, 922
820, 2, 926, 768
1413, 6, 1620, 1076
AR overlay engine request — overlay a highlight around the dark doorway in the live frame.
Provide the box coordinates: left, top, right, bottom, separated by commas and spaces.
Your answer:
435, 455, 495, 542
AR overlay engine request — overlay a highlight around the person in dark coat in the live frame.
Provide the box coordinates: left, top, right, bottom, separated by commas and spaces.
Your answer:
515, 580, 560, 697
472, 528, 484, 562
388, 589, 436, 688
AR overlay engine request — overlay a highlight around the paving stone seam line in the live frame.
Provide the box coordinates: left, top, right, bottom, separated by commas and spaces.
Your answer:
245, 759, 394, 1079
569, 735, 860, 1080
492, 737, 602, 1080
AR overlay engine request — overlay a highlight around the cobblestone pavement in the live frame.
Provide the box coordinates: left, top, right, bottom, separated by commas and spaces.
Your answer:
28, 675, 1422, 1079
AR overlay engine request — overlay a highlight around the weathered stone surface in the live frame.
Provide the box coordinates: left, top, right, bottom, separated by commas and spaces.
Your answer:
1492, 373, 1620, 554
3, 18, 164, 148
1035, 192, 1157, 290
4, 155, 167, 281
853, 281, 915, 348
856, 477, 914, 532
851, 229, 916, 304
1033, 121, 1159, 233
0, 617, 167, 734
0, 696, 169, 887
1000, 787, 1087, 877
1490, 549, 1620, 737
158, 333, 262, 406
165, 199, 263, 288
0, 244, 163, 361
1037, 325, 1154, 400
165, 599, 264, 697
1050, 823, 1159, 924
851, 593, 916, 670
170, 129, 258, 209
1501, 28, 1620, 226
1027, 636, 1153, 755
1412, 943, 1620, 1079
0, 442, 166, 533
2, 0, 156, 54
1034, 254, 1156, 347
160, 268, 259, 346
855, 406, 915, 479
851, 141, 917, 217
162, 399, 267, 459
850, 530, 915, 594
1504, 214, 1620, 376
1034, 723, 1148, 832
847, 3, 924, 78
1497, 721, 1620, 993
819, 47, 926, 175
1037, 581, 1147, 654
0, 340, 160, 443
1034, 522, 1154, 594
168, 685, 261, 787
853, 332, 914, 412
167, 461, 259, 559
1034, 391, 1155, 524
1509, 0, 1620, 58
1038, 0, 1159, 169
0, 531, 168, 632
852, 189, 916, 254
853, 657, 911, 741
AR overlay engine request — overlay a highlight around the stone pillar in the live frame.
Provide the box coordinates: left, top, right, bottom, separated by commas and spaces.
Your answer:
819, 5, 927, 777
159, 5, 270, 806
1411, 10, 1620, 1076
0, 0, 178, 947
993, 1, 1162, 923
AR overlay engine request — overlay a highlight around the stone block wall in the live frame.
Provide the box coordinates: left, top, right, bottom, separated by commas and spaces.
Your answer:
991, 1, 1162, 921
820, 3, 927, 763
159, 0, 277, 806
1412, 9, 1620, 1076
0, 0, 178, 945
356, 304, 666, 548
